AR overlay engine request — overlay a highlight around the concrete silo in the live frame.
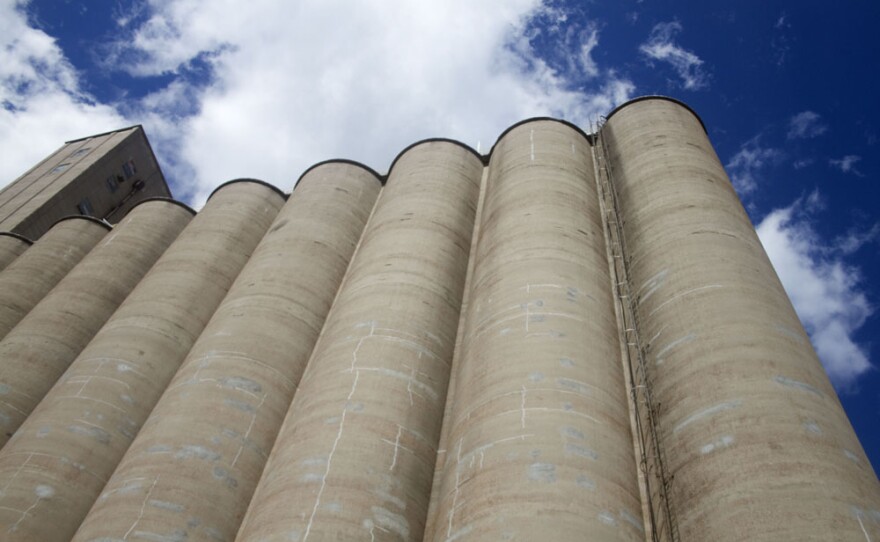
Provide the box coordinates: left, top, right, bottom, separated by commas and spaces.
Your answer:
426, 120, 644, 541
0, 216, 109, 339
0, 233, 31, 271
598, 97, 880, 540
0, 198, 193, 445
72, 162, 381, 542
0, 181, 283, 542
235, 141, 483, 541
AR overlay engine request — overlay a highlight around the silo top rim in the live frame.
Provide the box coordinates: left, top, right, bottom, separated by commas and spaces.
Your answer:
603, 95, 707, 134
489, 117, 592, 156
208, 179, 289, 201
0, 231, 33, 245
387, 138, 485, 178
129, 197, 197, 216
50, 215, 112, 231
294, 159, 385, 190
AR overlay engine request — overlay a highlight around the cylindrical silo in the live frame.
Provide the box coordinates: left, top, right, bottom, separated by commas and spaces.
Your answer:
600, 96, 880, 540
72, 163, 381, 542
0, 198, 193, 444
235, 140, 483, 542
0, 216, 109, 340
0, 180, 284, 542
0, 232, 31, 271
423, 164, 489, 539
427, 120, 644, 541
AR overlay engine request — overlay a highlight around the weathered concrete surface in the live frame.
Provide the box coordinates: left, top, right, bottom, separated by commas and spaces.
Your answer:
423, 165, 489, 539
0, 199, 193, 445
0, 182, 282, 542
235, 141, 482, 542
427, 121, 643, 541
0, 217, 108, 340
72, 164, 380, 542
0, 233, 31, 271
601, 97, 880, 541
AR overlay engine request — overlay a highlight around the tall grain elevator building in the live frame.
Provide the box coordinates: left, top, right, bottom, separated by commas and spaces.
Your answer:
0, 125, 171, 241
0, 96, 877, 542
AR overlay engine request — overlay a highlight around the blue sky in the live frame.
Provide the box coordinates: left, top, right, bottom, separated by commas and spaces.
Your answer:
1, 1, 878, 471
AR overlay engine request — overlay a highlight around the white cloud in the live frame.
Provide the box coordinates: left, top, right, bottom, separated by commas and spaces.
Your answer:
787, 111, 827, 139
579, 26, 601, 78
757, 192, 874, 390
725, 136, 782, 195
639, 21, 708, 90
0, 1, 634, 205
0, 0, 129, 185
793, 158, 814, 169
836, 223, 880, 256
92, 0, 634, 204
829, 155, 864, 176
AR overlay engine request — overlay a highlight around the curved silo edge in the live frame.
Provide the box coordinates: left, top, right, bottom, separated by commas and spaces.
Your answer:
48, 215, 113, 231
0, 232, 34, 245
488, 116, 593, 157
128, 197, 197, 216
386, 138, 484, 177
208, 178, 289, 201
294, 159, 386, 189
603, 95, 708, 134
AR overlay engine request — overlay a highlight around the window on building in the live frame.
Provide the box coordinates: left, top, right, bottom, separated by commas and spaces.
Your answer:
51, 163, 71, 174
122, 159, 137, 179
77, 198, 94, 216
69, 147, 91, 158
106, 176, 118, 193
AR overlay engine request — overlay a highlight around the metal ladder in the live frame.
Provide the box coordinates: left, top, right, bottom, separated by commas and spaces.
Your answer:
592, 118, 679, 542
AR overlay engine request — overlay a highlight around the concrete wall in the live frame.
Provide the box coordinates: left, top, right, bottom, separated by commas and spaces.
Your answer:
73, 163, 381, 542
0, 181, 282, 542
0, 199, 193, 446
0, 103, 875, 542
600, 97, 880, 541
427, 120, 643, 541
0, 217, 109, 340
0, 233, 31, 270
235, 141, 483, 541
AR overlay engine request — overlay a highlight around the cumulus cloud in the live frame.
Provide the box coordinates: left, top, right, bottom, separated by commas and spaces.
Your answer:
757, 191, 874, 390
787, 111, 827, 139
517, 3, 602, 80
0, 0, 634, 205
94, 0, 633, 204
829, 155, 864, 176
0, 0, 129, 185
725, 136, 783, 195
639, 21, 708, 90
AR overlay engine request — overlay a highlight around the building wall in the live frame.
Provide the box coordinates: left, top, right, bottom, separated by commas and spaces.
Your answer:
0, 126, 171, 240
0, 98, 875, 541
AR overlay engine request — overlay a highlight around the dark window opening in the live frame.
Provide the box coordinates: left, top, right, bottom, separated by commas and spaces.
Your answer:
106, 176, 118, 193
51, 163, 71, 174
69, 147, 91, 158
122, 159, 137, 179
77, 198, 94, 216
